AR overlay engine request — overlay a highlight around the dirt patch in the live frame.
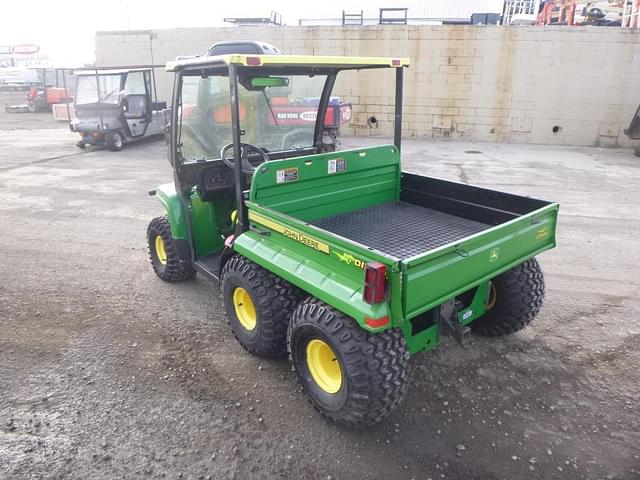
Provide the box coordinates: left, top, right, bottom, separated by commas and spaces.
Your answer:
0, 129, 639, 479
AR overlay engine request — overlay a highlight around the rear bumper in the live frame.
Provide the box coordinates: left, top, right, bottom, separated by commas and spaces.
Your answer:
78, 131, 106, 145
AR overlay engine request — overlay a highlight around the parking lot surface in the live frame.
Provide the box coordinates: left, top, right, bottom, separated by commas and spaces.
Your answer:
0, 109, 638, 479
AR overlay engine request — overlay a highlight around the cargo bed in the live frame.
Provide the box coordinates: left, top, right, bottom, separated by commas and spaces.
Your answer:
241, 145, 558, 335
312, 201, 490, 260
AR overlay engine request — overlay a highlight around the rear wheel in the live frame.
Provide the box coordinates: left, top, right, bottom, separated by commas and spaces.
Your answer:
288, 298, 409, 428
221, 255, 301, 358
107, 131, 124, 151
147, 216, 195, 282
472, 258, 545, 337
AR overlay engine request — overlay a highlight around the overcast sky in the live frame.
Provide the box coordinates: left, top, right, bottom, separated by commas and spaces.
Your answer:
1, 0, 504, 65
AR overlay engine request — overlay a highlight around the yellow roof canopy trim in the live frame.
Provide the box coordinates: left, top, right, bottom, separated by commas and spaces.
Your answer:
166, 54, 410, 72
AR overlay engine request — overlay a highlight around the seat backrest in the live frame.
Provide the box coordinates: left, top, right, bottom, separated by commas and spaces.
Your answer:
249, 145, 401, 222
125, 95, 147, 118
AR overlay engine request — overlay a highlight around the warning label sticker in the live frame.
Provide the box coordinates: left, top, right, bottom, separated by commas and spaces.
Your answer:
276, 167, 298, 184
328, 158, 346, 174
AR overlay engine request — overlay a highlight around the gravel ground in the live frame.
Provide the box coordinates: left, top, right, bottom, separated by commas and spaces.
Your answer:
0, 109, 639, 480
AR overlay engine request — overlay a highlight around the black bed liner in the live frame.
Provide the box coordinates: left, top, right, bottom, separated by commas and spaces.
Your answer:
311, 173, 552, 260
312, 201, 490, 259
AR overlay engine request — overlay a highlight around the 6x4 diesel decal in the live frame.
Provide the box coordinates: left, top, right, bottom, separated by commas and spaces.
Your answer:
334, 251, 365, 269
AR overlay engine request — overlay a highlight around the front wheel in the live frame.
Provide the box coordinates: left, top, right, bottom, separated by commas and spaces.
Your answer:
147, 216, 195, 282
288, 298, 409, 428
472, 258, 545, 337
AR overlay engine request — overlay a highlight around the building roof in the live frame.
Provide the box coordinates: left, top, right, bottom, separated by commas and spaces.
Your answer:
166, 54, 410, 72
407, 0, 504, 19
297, 0, 504, 25
74, 68, 152, 76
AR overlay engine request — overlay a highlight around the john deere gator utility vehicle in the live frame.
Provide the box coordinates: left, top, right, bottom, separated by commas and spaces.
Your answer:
147, 53, 559, 428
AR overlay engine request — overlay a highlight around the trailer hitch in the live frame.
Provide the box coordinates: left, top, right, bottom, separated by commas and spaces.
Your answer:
439, 299, 471, 345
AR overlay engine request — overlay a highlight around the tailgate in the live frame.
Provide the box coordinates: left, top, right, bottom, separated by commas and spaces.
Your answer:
401, 203, 558, 320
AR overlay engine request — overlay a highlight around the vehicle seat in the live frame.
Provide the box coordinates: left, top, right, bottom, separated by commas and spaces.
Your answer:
125, 95, 148, 118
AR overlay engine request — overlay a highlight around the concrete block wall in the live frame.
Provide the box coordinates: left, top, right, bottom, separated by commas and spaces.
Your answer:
95, 25, 640, 147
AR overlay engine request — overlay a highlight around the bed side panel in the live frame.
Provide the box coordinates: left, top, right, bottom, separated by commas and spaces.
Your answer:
233, 229, 395, 331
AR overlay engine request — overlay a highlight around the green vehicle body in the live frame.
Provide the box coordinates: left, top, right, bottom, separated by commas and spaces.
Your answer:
147, 52, 559, 426
155, 142, 558, 355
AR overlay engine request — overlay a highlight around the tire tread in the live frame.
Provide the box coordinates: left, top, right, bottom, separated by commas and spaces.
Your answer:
222, 255, 302, 358
473, 258, 545, 337
288, 298, 409, 428
147, 215, 195, 282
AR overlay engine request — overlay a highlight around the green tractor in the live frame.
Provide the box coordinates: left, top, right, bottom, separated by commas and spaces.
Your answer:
147, 53, 558, 428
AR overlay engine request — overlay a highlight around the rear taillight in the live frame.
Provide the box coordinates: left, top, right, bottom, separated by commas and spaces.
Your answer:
363, 262, 387, 304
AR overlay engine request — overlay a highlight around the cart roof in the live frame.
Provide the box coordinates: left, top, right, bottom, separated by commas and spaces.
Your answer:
166, 54, 410, 72
26, 66, 78, 71
74, 68, 152, 76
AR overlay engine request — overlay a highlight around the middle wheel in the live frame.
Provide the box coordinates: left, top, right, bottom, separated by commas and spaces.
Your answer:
221, 255, 301, 358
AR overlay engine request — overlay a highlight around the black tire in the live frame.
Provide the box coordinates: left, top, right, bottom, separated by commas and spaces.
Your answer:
106, 131, 124, 151
147, 216, 195, 282
221, 255, 301, 358
288, 298, 410, 428
472, 258, 545, 337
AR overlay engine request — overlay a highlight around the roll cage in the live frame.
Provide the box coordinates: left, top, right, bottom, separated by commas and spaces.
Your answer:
166, 54, 409, 234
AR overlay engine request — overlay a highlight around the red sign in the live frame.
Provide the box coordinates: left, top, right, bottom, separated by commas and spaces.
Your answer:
268, 105, 352, 128
11, 44, 40, 55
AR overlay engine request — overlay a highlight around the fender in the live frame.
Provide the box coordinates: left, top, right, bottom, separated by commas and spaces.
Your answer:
155, 183, 188, 239
154, 183, 192, 265
232, 230, 392, 333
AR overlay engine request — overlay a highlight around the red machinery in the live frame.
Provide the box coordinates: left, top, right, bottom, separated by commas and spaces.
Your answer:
267, 98, 352, 127
538, 1, 628, 26
537, 0, 577, 25
26, 68, 74, 112
5, 67, 74, 113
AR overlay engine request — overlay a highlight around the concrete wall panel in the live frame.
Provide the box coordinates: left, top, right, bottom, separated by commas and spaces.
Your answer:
95, 25, 640, 147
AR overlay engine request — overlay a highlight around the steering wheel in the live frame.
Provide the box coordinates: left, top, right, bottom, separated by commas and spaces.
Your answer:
220, 142, 270, 174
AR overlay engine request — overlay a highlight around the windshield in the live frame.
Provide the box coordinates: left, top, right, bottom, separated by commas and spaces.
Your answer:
178, 72, 327, 163
75, 74, 122, 105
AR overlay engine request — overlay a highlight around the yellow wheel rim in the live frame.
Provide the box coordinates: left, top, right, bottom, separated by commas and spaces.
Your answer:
306, 339, 342, 394
155, 235, 167, 265
486, 282, 497, 310
233, 287, 257, 331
